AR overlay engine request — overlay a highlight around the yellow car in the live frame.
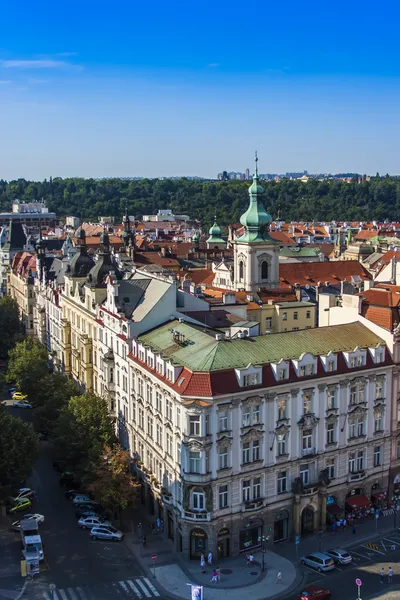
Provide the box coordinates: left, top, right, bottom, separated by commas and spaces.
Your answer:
12, 392, 27, 401
9, 498, 32, 514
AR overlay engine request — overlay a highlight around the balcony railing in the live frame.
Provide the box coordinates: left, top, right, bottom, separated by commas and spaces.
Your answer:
302, 447, 316, 457
348, 470, 366, 482
243, 498, 264, 511
183, 511, 211, 522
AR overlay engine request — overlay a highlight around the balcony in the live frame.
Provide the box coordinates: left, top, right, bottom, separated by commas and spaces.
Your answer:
348, 470, 366, 483
242, 498, 264, 512
302, 447, 316, 457
183, 471, 212, 484
301, 484, 319, 496
182, 511, 211, 522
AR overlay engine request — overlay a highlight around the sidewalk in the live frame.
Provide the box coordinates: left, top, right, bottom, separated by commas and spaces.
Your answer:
122, 508, 297, 600
273, 512, 398, 564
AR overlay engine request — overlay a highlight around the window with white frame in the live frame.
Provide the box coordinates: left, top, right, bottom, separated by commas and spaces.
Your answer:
277, 433, 287, 455
243, 373, 259, 387
189, 415, 201, 436
166, 432, 173, 456
350, 383, 365, 405
176, 406, 181, 430
326, 457, 335, 479
138, 378, 144, 398
189, 451, 201, 473
177, 442, 181, 465
327, 389, 336, 409
139, 347, 145, 362
242, 442, 250, 464
326, 422, 336, 444
277, 470, 287, 494
302, 429, 313, 452
242, 477, 261, 502
277, 399, 287, 420
242, 479, 251, 502
300, 464, 309, 486
253, 440, 260, 461
156, 391, 162, 413
303, 393, 312, 414
266, 317, 272, 329
147, 416, 153, 438
252, 477, 261, 499
218, 446, 229, 469
192, 490, 205, 510
300, 364, 314, 377
138, 407, 144, 429
374, 445, 381, 467
156, 361, 164, 375
282, 312, 287, 321
166, 368, 174, 382
376, 379, 385, 399
147, 354, 154, 369
327, 359, 335, 372
374, 411, 383, 432
219, 484, 228, 508
146, 384, 153, 404
349, 416, 365, 438
219, 412, 228, 431
349, 449, 364, 473
375, 350, 384, 363
242, 405, 261, 427
278, 367, 288, 380
166, 398, 173, 421
156, 422, 162, 446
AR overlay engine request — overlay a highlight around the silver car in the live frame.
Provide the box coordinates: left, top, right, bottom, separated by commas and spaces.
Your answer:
72, 494, 92, 505
326, 548, 352, 565
90, 525, 124, 541
301, 552, 335, 572
78, 516, 111, 529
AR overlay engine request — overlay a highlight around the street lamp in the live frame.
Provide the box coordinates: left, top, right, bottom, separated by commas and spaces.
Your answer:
257, 535, 269, 572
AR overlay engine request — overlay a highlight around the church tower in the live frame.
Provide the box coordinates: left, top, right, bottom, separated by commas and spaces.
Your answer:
233, 154, 279, 291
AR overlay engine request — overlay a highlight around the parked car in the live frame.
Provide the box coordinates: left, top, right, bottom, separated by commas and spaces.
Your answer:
12, 514, 44, 531
59, 472, 80, 488
65, 489, 84, 500
8, 498, 32, 514
300, 553, 335, 573
13, 400, 32, 409
75, 507, 100, 519
14, 488, 35, 500
90, 525, 123, 541
72, 494, 92, 505
12, 392, 27, 401
78, 516, 111, 529
9, 387, 17, 396
325, 548, 352, 565
299, 586, 332, 600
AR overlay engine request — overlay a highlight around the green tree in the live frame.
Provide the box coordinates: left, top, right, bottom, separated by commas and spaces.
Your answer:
32, 373, 77, 434
0, 405, 39, 495
5, 339, 49, 403
0, 297, 23, 359
52, 393, 115, 474
87, 445, 140, 522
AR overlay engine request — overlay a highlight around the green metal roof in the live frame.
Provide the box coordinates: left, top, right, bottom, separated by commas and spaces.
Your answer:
280, 247, 321, 257
138, 320, 385, 372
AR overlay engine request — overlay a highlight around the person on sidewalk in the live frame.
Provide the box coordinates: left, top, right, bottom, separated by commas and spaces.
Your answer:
216, 567, 221, 582
276, 571, 282, 584
200, 554, 206, 573
380, 567, 385, 583
211, 569, 218, 583
352, 524, 357, 535
247, 554, 254, 566
207, 551, 213, 566
388, 567, 393, 583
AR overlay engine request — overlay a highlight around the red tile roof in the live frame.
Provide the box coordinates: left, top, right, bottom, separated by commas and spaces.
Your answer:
354, 230, 377, 241
269, 231, 295, 245
279, 260, 371, 287
359, 285, 400, 331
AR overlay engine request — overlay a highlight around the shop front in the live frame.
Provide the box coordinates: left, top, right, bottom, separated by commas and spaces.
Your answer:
393, 473, 400, 505
274, 510, 289, 542
325, 495, 344, 525
217, 527, 230, 559
190, 528, 208, 560
371, 483, 387, 508
239, 518, 263, 552
345, 491, 373, 519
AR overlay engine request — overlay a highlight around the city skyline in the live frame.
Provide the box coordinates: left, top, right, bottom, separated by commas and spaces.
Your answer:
0, 0, 399, 180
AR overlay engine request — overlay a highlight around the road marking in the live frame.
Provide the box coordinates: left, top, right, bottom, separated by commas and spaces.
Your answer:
334, 566, 343, 571
42, 593, 51, 600
349, 549, 370, 559
76, 587, 88, 600
383, 538, 400, 546
141, 578, 160, 596
58, 590, 68, 600
119, 581, 131, 595
126, 580, 142, 598
67, 588, 79, 600
361, 544, 386, 555
380, 540, 387, 552
136, 579, 153, 597
302, 565, 327, 576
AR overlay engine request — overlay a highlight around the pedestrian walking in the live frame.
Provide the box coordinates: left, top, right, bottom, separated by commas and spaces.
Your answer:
276, 571, 282, 584
211, 569, 218, 583
200, 554, 206, 573
156, 518, 161, 530
352, 524, 356, 535
343, 518, 347, 530
216, 567, 221, 582
380, 567, 385, 583
331, 522, 336, 535
207, 551, 213, 566
388, 567, 393, 583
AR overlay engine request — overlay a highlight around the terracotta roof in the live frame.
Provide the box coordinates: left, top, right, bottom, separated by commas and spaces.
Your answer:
11, 252, 36, 278
269, 231, 296, 245
181, 309, 243, 328
279, 260, 371, 287
258, 288, 297, 303
358, 285, 400, 331
354, 230, 377, 241
134, 252, 180, 269
181, 269, 214, 285
307, 243, 335, 259
373, 249, 400, 268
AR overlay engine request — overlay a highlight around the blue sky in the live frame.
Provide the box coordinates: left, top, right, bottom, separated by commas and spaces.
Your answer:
1, 0, 399, 179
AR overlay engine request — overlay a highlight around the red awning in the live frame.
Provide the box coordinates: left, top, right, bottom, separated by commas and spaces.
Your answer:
345, 495, 372, 509
371, 492, 386, 501
326, 503, 343, 515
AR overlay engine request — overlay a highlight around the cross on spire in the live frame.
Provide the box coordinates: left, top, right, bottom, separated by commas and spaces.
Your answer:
255, 151, 258, 177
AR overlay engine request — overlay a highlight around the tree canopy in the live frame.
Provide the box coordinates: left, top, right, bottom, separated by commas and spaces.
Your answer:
0, 404, 39, 493
0, 297, 23, 359
1, 176, 400, 225
5, 339, 49, 402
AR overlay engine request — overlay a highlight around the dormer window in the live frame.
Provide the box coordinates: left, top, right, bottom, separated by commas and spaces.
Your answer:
376, 351, 383, 364
279, 368, 288, 381
300, 364, 314, 377
139, 348, 145, 362
327, 360, 335, 372
243, 373, 259, 387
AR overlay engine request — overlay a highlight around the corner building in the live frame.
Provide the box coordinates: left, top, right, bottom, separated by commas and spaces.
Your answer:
128, 320, 393, 559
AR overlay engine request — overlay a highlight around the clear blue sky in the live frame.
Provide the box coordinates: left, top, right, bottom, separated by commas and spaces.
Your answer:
1, 0, 399, 179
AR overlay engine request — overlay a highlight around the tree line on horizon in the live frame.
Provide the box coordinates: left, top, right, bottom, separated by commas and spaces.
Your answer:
1, 175, 400, 226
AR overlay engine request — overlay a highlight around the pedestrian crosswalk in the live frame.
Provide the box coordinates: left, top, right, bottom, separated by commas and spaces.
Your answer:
41, 578, 160, 600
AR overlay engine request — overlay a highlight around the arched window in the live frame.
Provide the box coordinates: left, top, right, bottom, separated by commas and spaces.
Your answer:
261, 260, 269, 280
239, 261, 244, 280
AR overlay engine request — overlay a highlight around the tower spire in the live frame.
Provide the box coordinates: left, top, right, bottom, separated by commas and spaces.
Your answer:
255, 151, 258, 177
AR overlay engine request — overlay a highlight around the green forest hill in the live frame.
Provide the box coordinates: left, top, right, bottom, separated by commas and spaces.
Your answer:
1, 176, 400, 227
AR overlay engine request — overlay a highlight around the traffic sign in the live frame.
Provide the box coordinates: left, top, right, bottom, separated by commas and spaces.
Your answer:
355, 578, 362, 586
295, 535, 301, 545
151, 554, 157, 561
